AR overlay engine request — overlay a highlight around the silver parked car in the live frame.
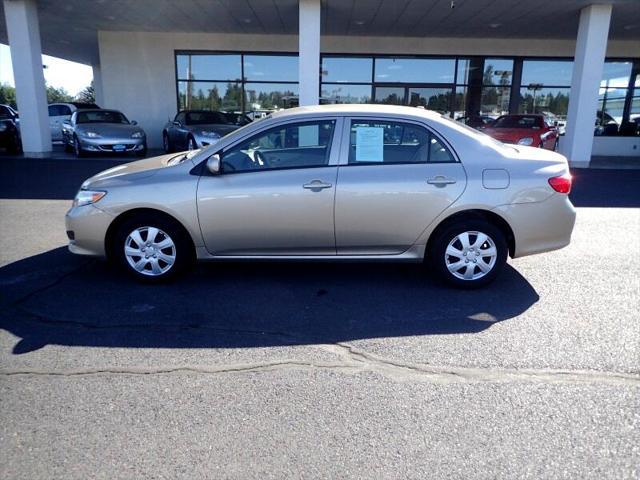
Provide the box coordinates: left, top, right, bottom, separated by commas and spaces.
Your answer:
62, 109, 146, 157
66, 104, 576, 288
162, 110, 242, 152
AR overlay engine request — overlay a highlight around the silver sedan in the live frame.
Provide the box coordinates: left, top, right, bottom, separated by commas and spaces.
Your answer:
66, 104, 576, 288
62, 109, 146, 157
162, 110, 241, 152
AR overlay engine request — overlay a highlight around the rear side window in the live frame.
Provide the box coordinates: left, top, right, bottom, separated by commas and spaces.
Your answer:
348, 120, 455, 164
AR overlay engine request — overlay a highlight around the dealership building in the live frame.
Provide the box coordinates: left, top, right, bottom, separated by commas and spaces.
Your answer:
1, 0, 639, 166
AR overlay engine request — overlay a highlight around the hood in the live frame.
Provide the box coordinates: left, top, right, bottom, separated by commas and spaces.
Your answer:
186, 124, 239, 136
81, 152, 184, 189
483, 127, 540, 142
76, 123, 145, 138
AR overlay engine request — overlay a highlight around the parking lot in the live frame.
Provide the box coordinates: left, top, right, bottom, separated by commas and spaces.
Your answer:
0, 156, 639, 478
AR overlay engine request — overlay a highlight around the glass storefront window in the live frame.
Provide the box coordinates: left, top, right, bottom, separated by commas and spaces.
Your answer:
176, 54, 241, 81
178, 81, 243, 111
374, 86, 405, 105
244, 83, 298, 111
375, 58, 455, 83
518, 87, 570, 117
601, 62, 633, 89
483, 58, 514, 87
321, 84, 371, 104
522, 60, 573, 87
243, 55, 298, 82
407, 87, 452, 114
322, 57, 373, 83
481, 86, 510, 116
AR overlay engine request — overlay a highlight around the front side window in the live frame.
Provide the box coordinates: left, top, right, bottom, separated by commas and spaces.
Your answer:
348, 120, 455, 164
222, 120, 335, 173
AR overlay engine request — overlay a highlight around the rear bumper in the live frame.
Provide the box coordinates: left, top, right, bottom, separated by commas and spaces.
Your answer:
65, 204, 114, 257
493, 194, 576, 258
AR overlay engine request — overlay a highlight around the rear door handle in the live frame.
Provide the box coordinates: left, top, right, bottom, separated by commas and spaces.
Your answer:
303, 179, 333, 191
427, 176, 457, 187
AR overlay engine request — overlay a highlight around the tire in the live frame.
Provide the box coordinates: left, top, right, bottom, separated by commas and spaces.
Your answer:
73, 135, 85, 158
429, 219, 508, 289
187, 136, 198, 151
112, 213, 194, 283
163, 132, 173, 153
64, 139, 73, 153
7, 132, 21, 154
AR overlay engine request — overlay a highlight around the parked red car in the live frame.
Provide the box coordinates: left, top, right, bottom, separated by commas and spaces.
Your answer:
482, 114, 559, 150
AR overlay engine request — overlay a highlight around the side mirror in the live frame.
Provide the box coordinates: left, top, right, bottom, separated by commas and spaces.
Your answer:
173, 120, 181, 126
206, 154, 221, 175
131, 120, 138, 125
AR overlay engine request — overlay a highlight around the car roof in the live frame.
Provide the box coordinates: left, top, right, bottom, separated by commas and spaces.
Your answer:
270, 104, 443, 121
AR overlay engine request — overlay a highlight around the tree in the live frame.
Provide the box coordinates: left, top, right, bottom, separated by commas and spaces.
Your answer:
0, 84, 17, 108
46, 85, 73, 103
75, 82, 95, 103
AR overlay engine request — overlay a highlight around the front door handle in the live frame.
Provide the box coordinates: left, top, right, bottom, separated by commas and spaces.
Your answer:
427, 176, 457, 187
303, 179, 333, 191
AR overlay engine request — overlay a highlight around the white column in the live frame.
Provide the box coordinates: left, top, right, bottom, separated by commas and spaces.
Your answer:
3, 0, 51, 156
298, 0, 320, 106
561, 4, 612, 167
92, 65, 104, 106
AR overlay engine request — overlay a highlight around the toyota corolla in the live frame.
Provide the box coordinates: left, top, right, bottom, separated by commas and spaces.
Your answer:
66, 104, 576, 288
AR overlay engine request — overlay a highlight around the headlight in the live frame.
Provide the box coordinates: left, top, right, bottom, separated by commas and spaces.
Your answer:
200, 130, 220, 138
517, 137, 534, 146
82, 131, 100, 138
0, 123, 7, 132
131, 131, 144, 139
73, 190, 107, 207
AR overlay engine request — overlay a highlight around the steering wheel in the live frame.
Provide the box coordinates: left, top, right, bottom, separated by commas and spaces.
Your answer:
253, 150, 269, 168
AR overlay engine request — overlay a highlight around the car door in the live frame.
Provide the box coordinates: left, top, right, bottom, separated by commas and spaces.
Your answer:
48, 105, 72, 141
169, 112, 186, 148
334, 118, 467, 255
197, 117, 342, 256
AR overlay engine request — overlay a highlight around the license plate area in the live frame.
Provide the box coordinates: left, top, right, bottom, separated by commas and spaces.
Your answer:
112, 144, 126, 152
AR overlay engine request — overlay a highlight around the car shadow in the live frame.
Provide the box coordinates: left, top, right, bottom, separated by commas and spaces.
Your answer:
0, 247, 539, 354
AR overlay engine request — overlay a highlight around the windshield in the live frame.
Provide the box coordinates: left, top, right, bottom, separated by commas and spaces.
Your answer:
493, 115, 541, 129
185, 111, 231, 125
76, 110, 129, 124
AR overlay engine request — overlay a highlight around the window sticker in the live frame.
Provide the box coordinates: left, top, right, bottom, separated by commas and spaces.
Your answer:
355, 127, 384, 162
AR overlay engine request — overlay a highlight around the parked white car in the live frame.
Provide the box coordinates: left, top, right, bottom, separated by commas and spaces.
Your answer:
48, 102, 100, 142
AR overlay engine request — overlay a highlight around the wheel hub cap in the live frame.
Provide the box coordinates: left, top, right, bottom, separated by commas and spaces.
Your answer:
444, 231, 497, 281
124, 226, 176, 276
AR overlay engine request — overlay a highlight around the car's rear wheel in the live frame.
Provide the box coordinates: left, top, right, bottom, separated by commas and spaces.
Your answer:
113, 214, 193, 283
429, 219, 507, 288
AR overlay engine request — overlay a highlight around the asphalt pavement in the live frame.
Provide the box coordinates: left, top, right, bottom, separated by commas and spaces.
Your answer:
0, 156, 639, 479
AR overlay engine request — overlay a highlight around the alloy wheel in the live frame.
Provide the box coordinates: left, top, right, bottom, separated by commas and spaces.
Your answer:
124, 226, 176, 276
444, 231, 497, 281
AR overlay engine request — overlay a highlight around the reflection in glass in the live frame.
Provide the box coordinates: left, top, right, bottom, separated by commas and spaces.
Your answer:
322, 57, 373, 83
321, 84, 371, 103
244, 83, 298, 111
408, 87, 452, 114
521, 60, 573, 86
374, 87, 405, 105
600, 62, 633, 89
598, 87, 627, 132
481, 86, 510, 116
518, 87, 570, 117
483, 58, 514, 87
243, 55, 298, 82
176, 54, 242, 81
178, 81, 243, 111
375, 58, 455, 83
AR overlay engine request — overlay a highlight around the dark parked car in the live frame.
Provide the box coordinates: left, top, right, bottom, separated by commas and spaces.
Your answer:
162, 110, 241, 152
0, 104, 21, 153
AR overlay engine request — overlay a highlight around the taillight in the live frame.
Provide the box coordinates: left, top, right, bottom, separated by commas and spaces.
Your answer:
548, 173, 572, 194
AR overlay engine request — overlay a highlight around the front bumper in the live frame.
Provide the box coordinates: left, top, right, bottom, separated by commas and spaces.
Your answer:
493, 194, 577, 258
65, 204, 114, 257
77, 136, 146, 153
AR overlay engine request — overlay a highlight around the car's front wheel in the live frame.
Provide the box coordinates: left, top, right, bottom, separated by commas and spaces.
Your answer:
429, 219, 508, 288
73, 135, 85, 158
113, 214, 193, 283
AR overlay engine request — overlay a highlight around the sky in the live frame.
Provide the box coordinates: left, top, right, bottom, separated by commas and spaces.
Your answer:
0, 43, 93, 96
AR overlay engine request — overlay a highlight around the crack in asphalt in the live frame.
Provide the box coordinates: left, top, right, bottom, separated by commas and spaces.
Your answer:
2, 342, 639, 386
